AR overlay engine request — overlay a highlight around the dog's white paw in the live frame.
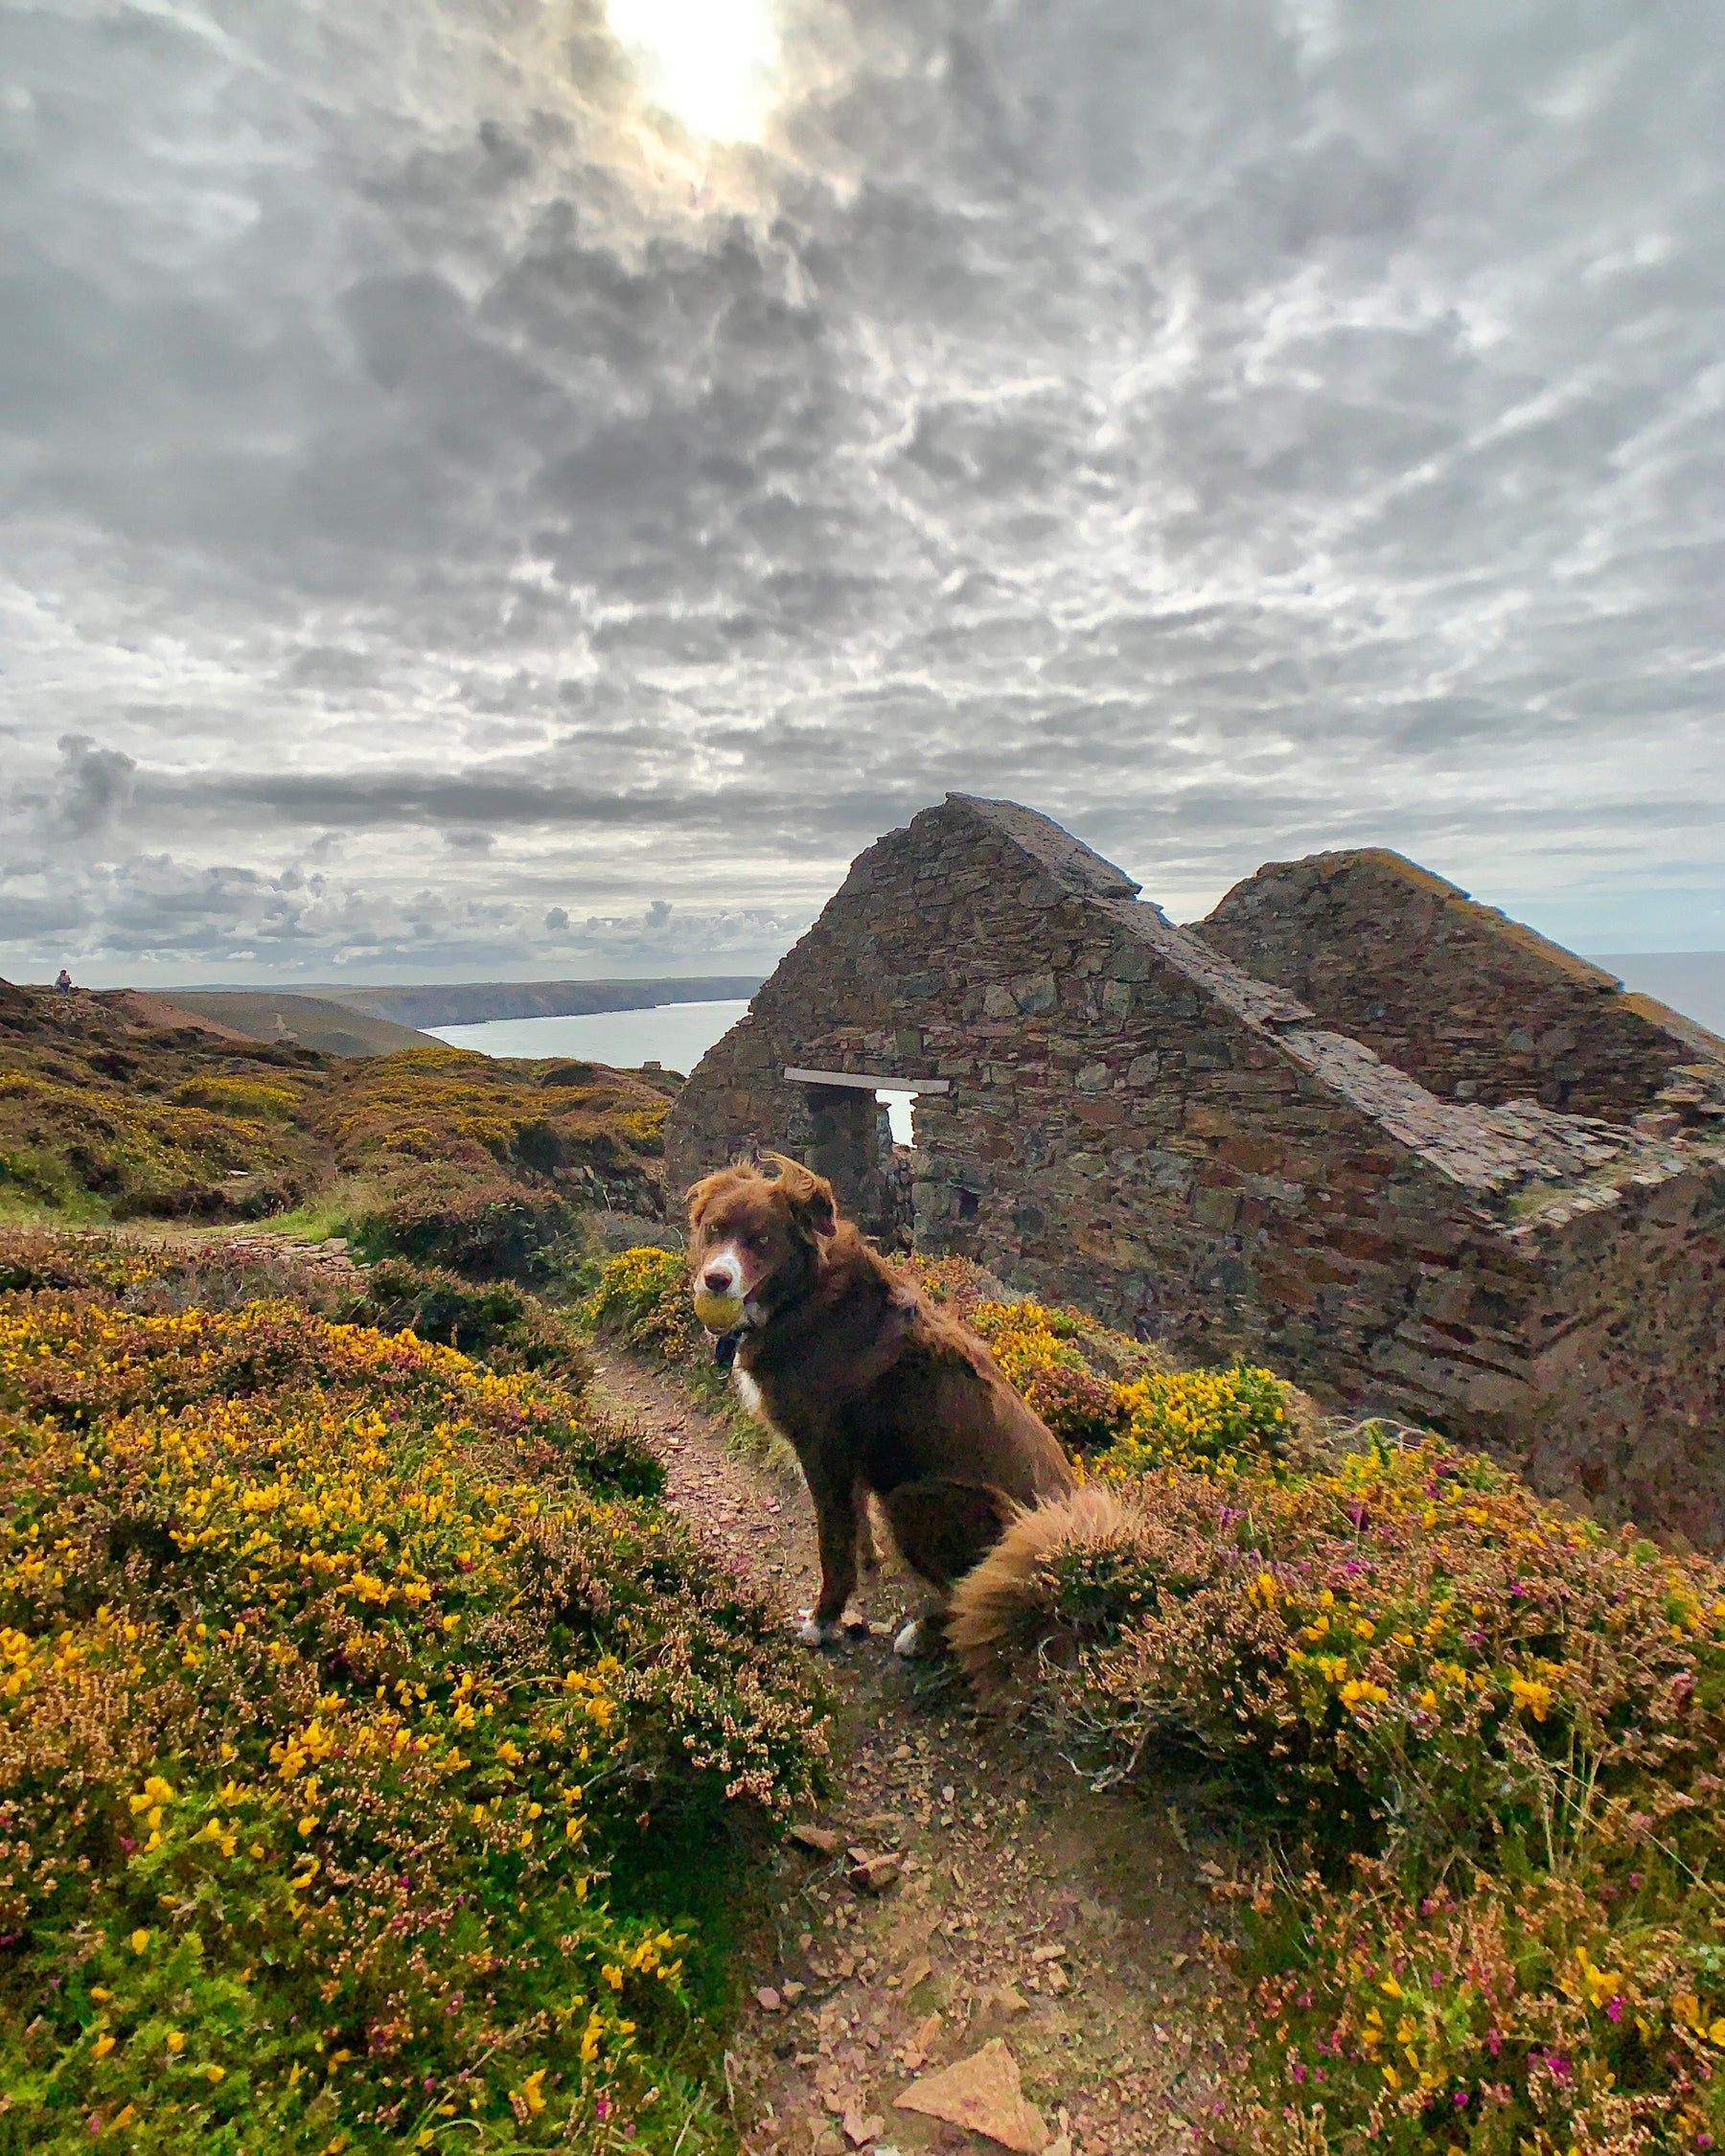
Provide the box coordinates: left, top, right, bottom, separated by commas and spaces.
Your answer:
892, 1617, 926, 1659
794, 1612, 841, 1649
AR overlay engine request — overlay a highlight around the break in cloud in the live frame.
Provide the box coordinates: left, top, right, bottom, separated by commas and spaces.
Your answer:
1, 0, 1722, 984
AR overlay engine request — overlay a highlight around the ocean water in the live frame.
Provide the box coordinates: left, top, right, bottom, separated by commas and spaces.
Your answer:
426, 998, 751, 1074
430, 997, 920, 1139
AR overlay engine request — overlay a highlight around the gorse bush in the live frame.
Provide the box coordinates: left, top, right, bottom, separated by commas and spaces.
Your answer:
172, 1077, 307, 1123
587, 1245, 1293, 1467
0, 1239, 830, 2154
586, 1247, 704, 1367
357, 1258, 590, 1375
1098, 1363, 1292, 1478
0, 1067, 308, 1221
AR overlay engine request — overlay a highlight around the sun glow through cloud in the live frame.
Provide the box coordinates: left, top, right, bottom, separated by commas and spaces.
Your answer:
604, 0, 780, 144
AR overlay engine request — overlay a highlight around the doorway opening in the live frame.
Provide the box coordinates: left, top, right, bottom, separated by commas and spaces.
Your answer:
783, 1066, 947, 1250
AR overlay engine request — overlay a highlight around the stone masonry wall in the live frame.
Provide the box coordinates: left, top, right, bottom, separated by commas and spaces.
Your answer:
666, 798, 1725, 1543
1198, 848, 1725, 1119
1513, 1167, 1725, 1546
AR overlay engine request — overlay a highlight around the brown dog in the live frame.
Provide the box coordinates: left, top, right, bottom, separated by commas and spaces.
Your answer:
685, 1154, 1075, 1652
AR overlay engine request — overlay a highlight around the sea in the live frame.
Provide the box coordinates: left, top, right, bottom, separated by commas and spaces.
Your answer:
1588, 953, 1725, 1035
426, 998, 751, 1075
427, 995, 919, 1140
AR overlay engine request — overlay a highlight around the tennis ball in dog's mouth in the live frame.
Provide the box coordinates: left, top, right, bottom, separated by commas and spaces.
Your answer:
692, 1287, 746, 1334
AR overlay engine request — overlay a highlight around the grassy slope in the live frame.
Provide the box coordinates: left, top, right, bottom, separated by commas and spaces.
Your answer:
0, 980, 677, 1262
135, 991, 441, 1058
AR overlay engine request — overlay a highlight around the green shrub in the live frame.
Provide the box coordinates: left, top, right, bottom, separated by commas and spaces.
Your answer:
349, 1167, 586, 1281
586, 1246, 703, 1365
0, 1067, 309, 1222
173, 1077, 305, 1122
359, 1258, 585, 1370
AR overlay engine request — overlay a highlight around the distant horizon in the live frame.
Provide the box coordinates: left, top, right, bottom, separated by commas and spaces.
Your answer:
12, 947, 1725, 993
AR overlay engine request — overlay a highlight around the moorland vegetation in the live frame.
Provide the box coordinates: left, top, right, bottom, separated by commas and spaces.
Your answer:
594, 1243, 1725, 2156
0, 1230, 828, 2154
0, 979, 671, 1271
10, 974, 1725, 2156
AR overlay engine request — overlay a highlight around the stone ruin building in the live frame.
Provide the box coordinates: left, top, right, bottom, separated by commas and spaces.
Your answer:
665, 795, 1725, 1544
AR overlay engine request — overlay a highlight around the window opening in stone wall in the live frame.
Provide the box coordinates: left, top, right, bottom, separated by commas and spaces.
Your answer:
875, 1089, 915, 1146
876, 1089, 918, 1253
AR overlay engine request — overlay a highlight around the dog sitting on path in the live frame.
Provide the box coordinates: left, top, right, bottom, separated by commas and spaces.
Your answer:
684, 1154, 1075, 1653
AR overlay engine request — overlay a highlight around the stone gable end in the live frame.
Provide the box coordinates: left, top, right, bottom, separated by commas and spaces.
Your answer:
1199, 847, 1725, 1119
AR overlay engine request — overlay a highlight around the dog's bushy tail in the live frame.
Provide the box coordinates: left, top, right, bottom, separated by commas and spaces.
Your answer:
947, 1483, 1140, 1696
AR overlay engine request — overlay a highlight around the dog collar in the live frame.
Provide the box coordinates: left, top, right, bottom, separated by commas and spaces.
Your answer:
714, 1324, 748, 1369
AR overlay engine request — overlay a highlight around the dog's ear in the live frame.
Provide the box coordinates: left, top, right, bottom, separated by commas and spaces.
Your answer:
683, 1172, 724, 1230
763, 1151, 838, 1241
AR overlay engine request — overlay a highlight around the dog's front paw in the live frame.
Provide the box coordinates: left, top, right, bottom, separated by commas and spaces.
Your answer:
892, 1617, 927, 1659
794, 1611, 842, 1649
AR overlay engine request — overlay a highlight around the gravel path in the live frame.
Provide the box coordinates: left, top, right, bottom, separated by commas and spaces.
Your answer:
588, 1343, 1238, 2156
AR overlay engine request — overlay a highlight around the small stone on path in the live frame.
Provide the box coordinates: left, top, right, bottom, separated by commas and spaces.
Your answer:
895, 2039, 1048, 2152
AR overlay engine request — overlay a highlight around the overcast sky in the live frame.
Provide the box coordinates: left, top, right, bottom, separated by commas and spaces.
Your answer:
2, 0, 1722, 986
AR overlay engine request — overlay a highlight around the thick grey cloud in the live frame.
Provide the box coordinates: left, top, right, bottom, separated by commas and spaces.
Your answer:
2, 0, 1722, 985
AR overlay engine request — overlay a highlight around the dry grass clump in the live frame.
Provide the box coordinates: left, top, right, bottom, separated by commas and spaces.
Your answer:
0, 1236, 831, 2154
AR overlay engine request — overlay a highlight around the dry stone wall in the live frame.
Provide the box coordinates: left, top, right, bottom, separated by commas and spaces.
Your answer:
1199, 848, 1725, 1120
666, 797, 1725, 1543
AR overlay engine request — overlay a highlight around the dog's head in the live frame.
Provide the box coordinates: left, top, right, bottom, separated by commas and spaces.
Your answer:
685, 1152, 839, 1319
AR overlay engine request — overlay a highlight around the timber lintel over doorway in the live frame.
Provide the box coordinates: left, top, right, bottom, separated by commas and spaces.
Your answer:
782, 1066, 951, 1094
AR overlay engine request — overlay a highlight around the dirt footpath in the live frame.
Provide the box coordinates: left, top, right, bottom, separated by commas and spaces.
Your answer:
588, 1344, 1237, 2156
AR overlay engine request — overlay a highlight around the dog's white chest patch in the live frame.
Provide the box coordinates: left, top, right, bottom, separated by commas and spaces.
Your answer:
732, 1366, 765, 1419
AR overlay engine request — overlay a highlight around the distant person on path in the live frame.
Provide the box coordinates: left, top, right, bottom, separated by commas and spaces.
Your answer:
54, 968, 73, 994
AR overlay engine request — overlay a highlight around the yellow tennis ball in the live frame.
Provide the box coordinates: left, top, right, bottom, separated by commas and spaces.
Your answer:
692, 1288, 746, 1334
